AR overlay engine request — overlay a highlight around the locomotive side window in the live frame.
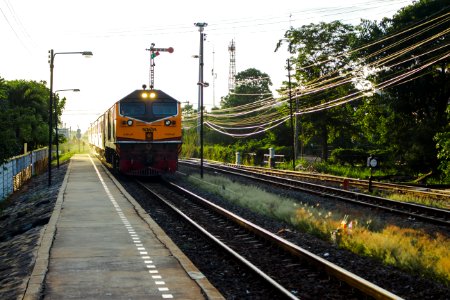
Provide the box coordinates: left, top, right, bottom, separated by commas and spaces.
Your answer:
120, 102, 146, 116
153, 102, 177, 117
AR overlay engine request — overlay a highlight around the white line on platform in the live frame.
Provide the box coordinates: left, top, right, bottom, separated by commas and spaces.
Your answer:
88, 156, 174, 299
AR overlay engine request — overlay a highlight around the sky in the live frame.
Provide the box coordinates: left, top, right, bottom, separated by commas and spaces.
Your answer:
0, 0, 414, 132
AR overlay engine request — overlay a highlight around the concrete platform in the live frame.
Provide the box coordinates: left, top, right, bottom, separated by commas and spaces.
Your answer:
23, 154, 223, 300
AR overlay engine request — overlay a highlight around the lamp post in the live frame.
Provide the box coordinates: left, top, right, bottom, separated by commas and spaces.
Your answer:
54, 89, 80, 169
48, 50, 92, 186
195, 22, 207, 178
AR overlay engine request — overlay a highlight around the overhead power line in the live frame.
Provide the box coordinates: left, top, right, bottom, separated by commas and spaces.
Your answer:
0, 0, 33, 53
185, 11, 449, 138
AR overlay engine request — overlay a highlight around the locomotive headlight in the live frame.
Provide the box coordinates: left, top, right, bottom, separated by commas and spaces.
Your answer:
141, 91, 157, 100
164, 119, 172, 126
127, 119, 133, 126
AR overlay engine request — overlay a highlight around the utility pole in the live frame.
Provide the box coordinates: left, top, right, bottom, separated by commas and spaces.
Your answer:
287, 57, 296, 171
212, 48, 217, 108
195, 22, 208, 178
48, 49, 54, 186
295, 95, 301, 160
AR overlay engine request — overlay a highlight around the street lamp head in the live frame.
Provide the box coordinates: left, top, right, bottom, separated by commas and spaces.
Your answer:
54, 88, 80, 93
82, 51, 93, 57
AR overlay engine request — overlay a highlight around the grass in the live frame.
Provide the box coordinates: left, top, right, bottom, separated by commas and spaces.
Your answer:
51, 140, 90, 167
184, 172, 450, 285
386, 193, 450, 209
306, 161, 395, 180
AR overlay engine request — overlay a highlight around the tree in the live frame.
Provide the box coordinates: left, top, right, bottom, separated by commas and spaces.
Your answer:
205, 68, 274, 146
354, 0, 450, 173
0, 79, 60, 163
220, 68, 272, 108
434, 105, 450, 182
279, 21, 359, 160
0, 77, 18, 163
6, 80, 51, 152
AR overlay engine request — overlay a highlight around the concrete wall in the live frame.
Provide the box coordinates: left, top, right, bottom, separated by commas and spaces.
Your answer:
0, 148, 48, 201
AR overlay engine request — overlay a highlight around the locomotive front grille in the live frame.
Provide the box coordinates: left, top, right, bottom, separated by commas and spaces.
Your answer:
126, 166, 162, 176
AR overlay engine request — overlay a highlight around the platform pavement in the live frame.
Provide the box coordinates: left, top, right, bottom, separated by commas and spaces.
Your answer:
23, 154, 223, 300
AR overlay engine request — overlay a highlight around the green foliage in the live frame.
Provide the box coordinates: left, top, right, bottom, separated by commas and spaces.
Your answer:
0, 77, 19, 163
54, 139, 90, 166
181, 128, 198, 158
181, 124, 293, 166
353, 1, 450, 174
280, 21, 360, 161
220, 68, 273, 108
204, 145, 235, 163
312, 159, 403, 181
330, 148, 367, 165
434, 105, 450, 183
330, 148, 396, 167
0, 78, 57, 163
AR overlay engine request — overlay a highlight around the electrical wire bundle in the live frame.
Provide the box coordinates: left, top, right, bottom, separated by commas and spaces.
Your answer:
183, 9, 449, 138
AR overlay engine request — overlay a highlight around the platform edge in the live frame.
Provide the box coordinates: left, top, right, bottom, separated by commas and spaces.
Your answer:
100, 161, 225, 300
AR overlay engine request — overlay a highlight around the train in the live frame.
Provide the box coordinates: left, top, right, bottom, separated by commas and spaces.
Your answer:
88, 88, 182, 175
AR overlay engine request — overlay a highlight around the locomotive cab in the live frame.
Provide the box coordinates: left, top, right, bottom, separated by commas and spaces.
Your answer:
92, 89, 182, 176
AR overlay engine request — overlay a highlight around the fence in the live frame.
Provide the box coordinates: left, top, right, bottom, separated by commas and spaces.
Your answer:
0, 148, 48, 201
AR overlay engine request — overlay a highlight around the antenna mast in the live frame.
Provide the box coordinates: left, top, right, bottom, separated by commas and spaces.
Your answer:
228, 39, 236, 91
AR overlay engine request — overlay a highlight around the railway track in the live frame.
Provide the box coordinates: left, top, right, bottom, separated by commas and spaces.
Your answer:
135, 179, 403, 299
180, 160, 450, 227
181, 158, 450, 207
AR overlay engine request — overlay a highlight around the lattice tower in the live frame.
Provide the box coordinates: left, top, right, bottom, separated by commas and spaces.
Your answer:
228, 39, 236, 91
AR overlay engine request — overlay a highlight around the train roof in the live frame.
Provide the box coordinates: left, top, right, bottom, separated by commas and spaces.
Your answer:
119, 89, 179, 103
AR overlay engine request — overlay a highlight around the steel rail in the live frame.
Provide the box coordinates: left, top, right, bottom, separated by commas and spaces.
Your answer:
136, 180, 299, 300
182, 158, 450, 201
161, 179, 403, 300
180, 160, 450, 226
242, 165, 450, 199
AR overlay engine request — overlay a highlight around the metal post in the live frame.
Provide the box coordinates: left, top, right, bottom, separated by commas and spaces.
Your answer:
296, 97, 301, 160
235, 152, 241, 165
148, 43, 156, 89
54, 95, 60, 168
48, 50, 54, 186
269, 148, 275, 168
195, 22, 207, 178
46, 50, 92, 182
212, 48, 217, 108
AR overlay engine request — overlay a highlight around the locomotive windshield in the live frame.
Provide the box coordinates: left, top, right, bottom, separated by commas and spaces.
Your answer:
119, 95, 178, 122
120, 102, 146, 116
152, 102, 177, 117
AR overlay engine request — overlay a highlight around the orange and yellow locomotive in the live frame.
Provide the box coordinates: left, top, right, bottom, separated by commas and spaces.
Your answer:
88, 89, 182, 175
